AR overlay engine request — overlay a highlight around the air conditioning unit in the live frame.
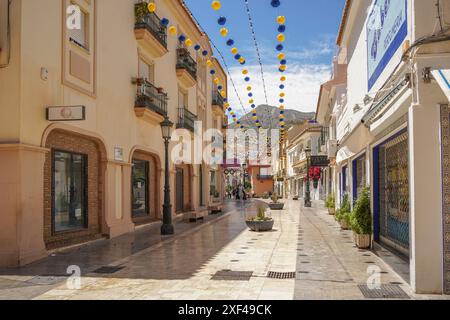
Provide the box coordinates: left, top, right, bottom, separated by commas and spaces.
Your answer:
327, 139, 338, 158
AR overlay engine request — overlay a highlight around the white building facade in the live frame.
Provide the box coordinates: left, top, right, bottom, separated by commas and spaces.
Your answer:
327, 0, 450, 294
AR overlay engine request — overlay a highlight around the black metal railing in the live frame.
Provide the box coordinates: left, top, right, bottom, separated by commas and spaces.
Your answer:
176, 47, 197, 80
212, 91, 224, 108
134, 3, 167, 49
257, 175, 273, 180
320, 127, 330, 147
177, 107, 197, 132
134, 78, 168, 117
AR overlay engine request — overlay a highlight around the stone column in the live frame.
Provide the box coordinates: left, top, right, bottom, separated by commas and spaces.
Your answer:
0, 144, 48, 267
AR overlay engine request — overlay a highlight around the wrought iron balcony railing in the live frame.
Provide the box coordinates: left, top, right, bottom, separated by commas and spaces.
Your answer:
134, 78, 168, 117
177, 107, 197, 132
176, 47, 197, 80
212, 91, 224, 108
134, 3, 167, 49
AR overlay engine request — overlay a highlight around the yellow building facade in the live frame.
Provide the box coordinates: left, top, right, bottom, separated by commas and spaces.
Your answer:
0, 0, 226, 267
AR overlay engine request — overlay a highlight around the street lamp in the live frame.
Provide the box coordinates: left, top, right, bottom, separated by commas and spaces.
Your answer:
242, 163, 247, 200
304, 147, 312, 208
160, 117, 174, 235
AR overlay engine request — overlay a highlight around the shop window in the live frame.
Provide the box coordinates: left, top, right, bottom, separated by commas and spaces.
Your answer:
53, 150, 88, 233
132, 159, 149, 217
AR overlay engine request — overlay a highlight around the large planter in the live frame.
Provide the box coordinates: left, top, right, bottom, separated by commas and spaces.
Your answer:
268, 203, 285, 210
354, 233, 371, 249
246, 220, 274, 232
340, 219, 350, 230
328, 208, 336, 215
293, 196, 299, 201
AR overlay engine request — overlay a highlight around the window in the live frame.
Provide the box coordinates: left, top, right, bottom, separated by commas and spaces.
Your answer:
132, 159, 149, 217
69, 8, 89, 50
138, 58, 154, 83
53, 150, 88, 233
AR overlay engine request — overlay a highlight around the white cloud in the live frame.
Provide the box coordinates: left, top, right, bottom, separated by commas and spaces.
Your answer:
227, 63, 331, 116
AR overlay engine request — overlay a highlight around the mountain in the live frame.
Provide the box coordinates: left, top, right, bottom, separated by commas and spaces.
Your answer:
232, 105, 316, 129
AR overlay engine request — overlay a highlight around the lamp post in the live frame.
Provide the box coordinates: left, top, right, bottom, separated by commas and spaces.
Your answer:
160, 117, 174, 235
242, 162, 247, 200
304, 147, 312, 208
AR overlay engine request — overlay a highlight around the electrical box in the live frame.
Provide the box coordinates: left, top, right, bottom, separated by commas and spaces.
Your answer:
442, 0, 450, 26
0, 0, 9, 64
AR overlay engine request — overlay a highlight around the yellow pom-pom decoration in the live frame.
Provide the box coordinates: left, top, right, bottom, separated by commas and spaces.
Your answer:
280, 105, 285, 109
231, 48, 238, 55
280, 65, 287, 71
206, 60, 213, 67
277, 33, 286, 42
147, 2, 156, 13
239, 57, 245, 64
280, 76, 286, 82
168, 26, 177, 36
212, 1, 221, 10
220, 28, 229, 37
247, 86, 252, 91
242, 69, 249, 75
220, 90, 226, 98
214, 77, 220, 84
278, 53, 285, 60
224, 102, 230, 107
277, 16, 286, 24
280, 93, 285, 98
249, 99, 254, 104
230, 111, 235, 116
252, 116, 257, 121
185, 39, 193, 47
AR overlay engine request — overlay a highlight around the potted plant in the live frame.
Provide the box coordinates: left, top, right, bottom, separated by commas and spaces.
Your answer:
336, 195, 351, 230
268, 193, 285, 210
350, 187, 372, 249
246, 207, 274, 232
326, 193, 336, 215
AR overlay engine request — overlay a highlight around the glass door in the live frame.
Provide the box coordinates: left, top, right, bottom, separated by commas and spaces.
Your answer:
53, 150, 87, 233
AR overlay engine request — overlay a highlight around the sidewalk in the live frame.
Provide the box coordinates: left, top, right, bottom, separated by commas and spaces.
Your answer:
0, 199, 447, 300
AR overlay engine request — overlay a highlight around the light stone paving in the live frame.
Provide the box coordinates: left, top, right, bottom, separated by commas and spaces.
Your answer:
1, 199, 449, 300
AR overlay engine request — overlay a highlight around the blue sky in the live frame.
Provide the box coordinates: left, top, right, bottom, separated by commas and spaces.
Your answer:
184, 0, 346, 114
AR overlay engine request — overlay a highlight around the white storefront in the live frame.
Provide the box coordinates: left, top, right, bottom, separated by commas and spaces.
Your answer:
333, 0, 450, 294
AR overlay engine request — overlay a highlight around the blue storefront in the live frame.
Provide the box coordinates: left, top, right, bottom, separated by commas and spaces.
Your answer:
373, 129, 410, 257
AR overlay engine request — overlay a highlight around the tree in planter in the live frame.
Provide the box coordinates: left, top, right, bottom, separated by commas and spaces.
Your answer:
326, 193, 336, 214
350, 187, 372, 248
336, 194, 351, 229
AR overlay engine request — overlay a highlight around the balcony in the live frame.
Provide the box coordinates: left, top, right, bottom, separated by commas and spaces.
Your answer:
212, 91, 224, 108
134, 78, 168, 123
134, 3, 168, 58
176, 48, 197, 88
177, 107, 197, 133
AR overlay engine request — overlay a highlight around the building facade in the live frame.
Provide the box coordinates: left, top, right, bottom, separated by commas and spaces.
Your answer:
317, 0, 450, 294
0, 0, 226, 267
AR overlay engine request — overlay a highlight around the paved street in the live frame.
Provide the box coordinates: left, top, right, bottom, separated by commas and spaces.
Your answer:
0, 200, 445, 300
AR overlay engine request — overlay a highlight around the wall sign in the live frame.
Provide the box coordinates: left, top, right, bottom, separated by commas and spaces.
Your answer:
46, 106, 85, 121
114, 147, 124, 162
367, 0, 407, 90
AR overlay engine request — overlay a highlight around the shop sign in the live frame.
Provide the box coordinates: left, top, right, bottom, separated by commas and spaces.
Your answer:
367, 0, 407, 90
310, 155, 330, 167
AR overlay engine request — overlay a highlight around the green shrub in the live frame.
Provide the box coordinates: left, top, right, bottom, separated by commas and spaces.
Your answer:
336, 194, 350, 222
350, 187, 372, 235
326, 193, 336, 209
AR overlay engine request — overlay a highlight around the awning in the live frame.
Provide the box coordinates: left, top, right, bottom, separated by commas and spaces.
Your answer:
336, 146, 355, 165
432, 69, 450, 102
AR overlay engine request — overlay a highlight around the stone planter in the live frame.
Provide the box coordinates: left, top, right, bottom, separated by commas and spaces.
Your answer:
268, 203, 285, 210
340, 219, 350, 230
293, 196, 299, 201
328, 208, 336, 215
354, 233, 371, 249
246, 220, 274, 232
